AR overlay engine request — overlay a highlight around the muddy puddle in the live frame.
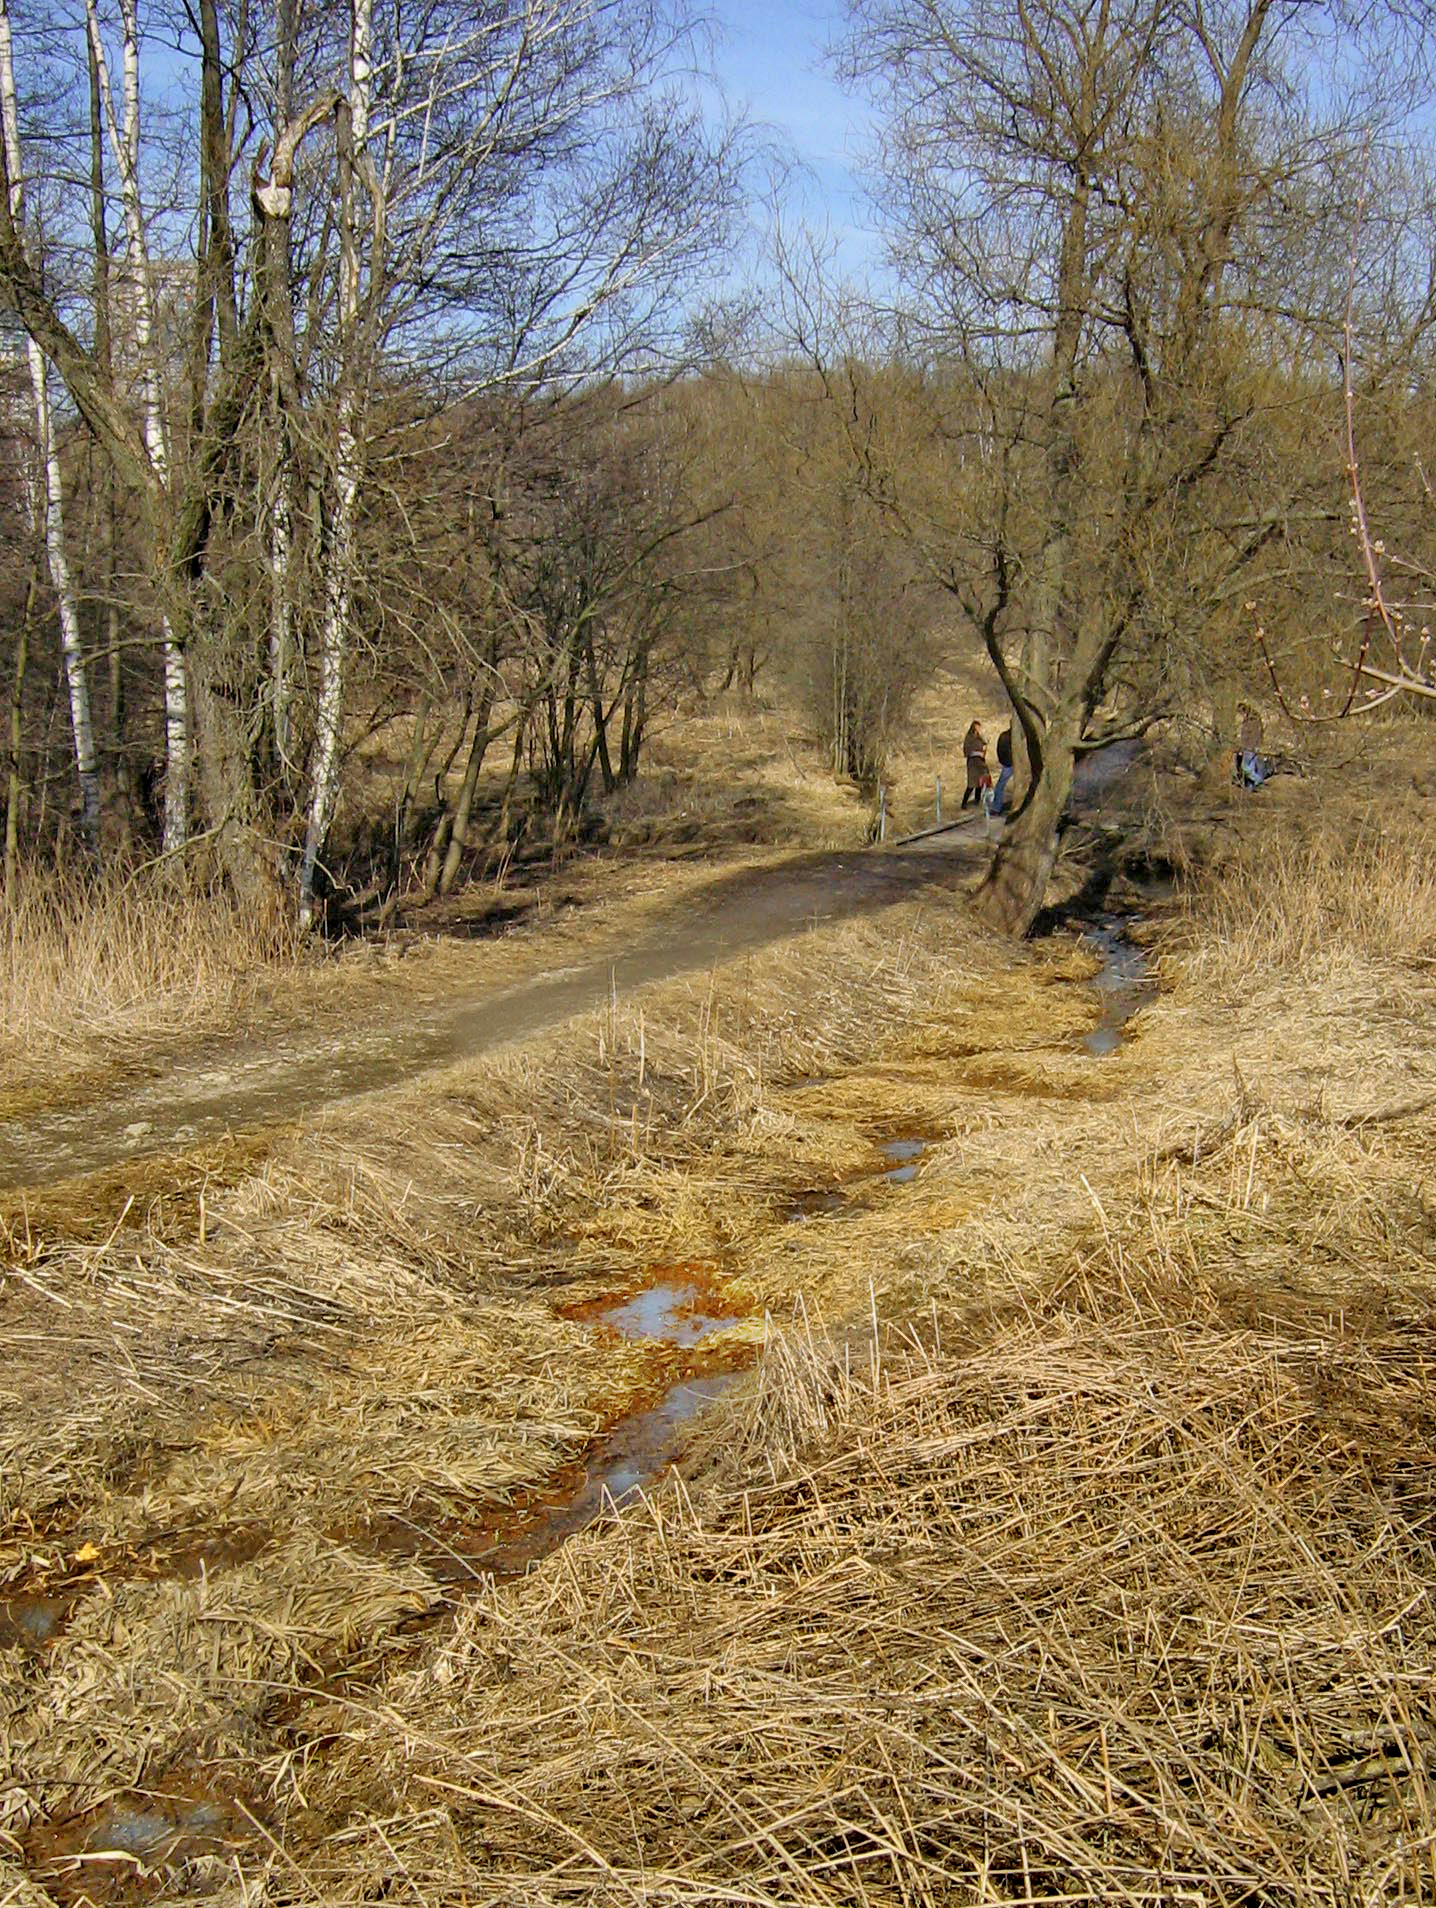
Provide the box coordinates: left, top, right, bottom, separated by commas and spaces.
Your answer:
0, 1591, 73, 1651
358, 1272, 753, 1594
460, 1274, 750, 1568
879, 1135, 927, 1181
533, 1273, 746, 1527
593, 1275, 741, 1348
367, 1367, 749, 1596
786, 1128, 936, 1219
26, 1786, 256, 1903
21, 1274, 751, 1901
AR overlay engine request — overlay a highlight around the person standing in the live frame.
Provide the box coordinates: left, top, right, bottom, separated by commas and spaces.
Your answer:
993, 725, 1014, 814
962, 720, 989, 808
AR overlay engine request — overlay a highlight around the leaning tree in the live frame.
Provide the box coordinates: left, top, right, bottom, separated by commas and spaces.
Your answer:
834, 0, 1431, 932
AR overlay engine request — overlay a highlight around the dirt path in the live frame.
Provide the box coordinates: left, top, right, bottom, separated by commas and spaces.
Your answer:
0, 835, 988, 1193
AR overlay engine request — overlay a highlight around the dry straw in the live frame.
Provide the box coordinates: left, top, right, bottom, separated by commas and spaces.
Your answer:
299, 1188, 1436, 1908
0, 865, 300, 1093
3, 756, 1434, 1908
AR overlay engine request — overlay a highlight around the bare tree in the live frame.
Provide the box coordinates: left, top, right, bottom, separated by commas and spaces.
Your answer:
834, 0, 1425, 931
0, 0, 740, 911
0, 0, 101, 856
1256, 168, 1436, 717
83, 0, 189, 848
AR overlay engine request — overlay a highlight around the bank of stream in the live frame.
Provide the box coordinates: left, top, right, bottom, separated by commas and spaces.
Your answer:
510, 888, 1166, 1567
14, 875, 1171, 1901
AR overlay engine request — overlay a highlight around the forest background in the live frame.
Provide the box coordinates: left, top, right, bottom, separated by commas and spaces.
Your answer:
1, 0, 1434, 954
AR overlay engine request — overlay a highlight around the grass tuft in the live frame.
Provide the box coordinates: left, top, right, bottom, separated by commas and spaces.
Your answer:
0, 865, 301, 1085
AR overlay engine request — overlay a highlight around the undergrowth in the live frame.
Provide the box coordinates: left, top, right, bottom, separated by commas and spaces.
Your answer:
1174, 813, 1436, 984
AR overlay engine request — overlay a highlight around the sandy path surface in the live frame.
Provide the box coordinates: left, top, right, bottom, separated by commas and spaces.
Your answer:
0, 834, 989, 1193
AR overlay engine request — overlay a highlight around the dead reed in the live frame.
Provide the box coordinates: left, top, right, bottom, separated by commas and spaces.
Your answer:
294, 1174, 1436, 1908
1173, 815, 1436, 988
0, 864, 300, 1090
3, 758, 1434, 1908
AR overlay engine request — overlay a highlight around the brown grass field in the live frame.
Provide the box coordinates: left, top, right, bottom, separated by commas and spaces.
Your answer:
1, 699, 1434, 1907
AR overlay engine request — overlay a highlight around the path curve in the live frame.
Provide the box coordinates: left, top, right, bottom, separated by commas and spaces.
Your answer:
0, 836, 988, 1193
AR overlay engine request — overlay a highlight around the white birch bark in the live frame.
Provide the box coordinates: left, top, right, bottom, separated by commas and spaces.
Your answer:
298, 0, 372, 923
86, 0, 188, 850
0, 0, 102, 858
267, 469, 295, 772
264, 0, 298, 786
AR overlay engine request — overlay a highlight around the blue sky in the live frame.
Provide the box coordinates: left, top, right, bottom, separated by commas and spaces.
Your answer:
703, 0, 883, 279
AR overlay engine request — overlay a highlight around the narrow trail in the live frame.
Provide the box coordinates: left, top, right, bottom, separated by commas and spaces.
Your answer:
0, 835, 988, 1194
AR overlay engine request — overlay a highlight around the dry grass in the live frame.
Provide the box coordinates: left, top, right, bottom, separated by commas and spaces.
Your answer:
1152, 789, 1436, 1141
1173, 816, 1436, 989
8, 1536, 434, 1824
287, 1138, 1436, 1907
2, 878, 1038, 1893
2, 736, 1434, 1908
0, 676, 997, 1117
0, 866, 301, 1095
266, 795, 1435, 1908
601, 698, 869, 849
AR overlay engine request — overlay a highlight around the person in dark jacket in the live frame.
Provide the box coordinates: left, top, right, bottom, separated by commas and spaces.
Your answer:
961, 721, 989, 808
992, 726, 1014, 814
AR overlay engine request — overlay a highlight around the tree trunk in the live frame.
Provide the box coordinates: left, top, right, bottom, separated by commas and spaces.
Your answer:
393, 687, 434, 863
33, 349, 102, 858
437, 681, 498, 896
87, 0, 190, 850
187, 621, 277, 913
267, 458, 296, 782
974, 725, 1076, 936
103, 473, 131, 838
87, 24, 131, 842
583, 628, 616, 794
4, 563, 36, 886
299, 0, 372, 927
298, 415, 355, 921
419, 693, 473, 894
257, 0, 304, 797
620, 651, 648, 782
0, 0, 101, 860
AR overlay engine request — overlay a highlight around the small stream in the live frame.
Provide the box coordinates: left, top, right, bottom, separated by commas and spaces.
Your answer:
1080, 914, 1156, 1056
879, 1136, 926, 1181
526, 896, 1160, 1550
563, 1280, 745, 1514
20, 878, 1172, 1895
455, 1279, 747, 1581
14, 924, 1158, 1667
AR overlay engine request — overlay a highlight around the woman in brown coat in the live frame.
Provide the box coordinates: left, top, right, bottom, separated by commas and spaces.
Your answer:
961, 721, 989, 808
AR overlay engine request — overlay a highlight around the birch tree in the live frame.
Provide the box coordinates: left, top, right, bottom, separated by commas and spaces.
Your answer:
0, 0, 738, 906
297, 0, 370, 923
283, 0, 741, 919
0, 0, 101, 856
84, 0, 187, 848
